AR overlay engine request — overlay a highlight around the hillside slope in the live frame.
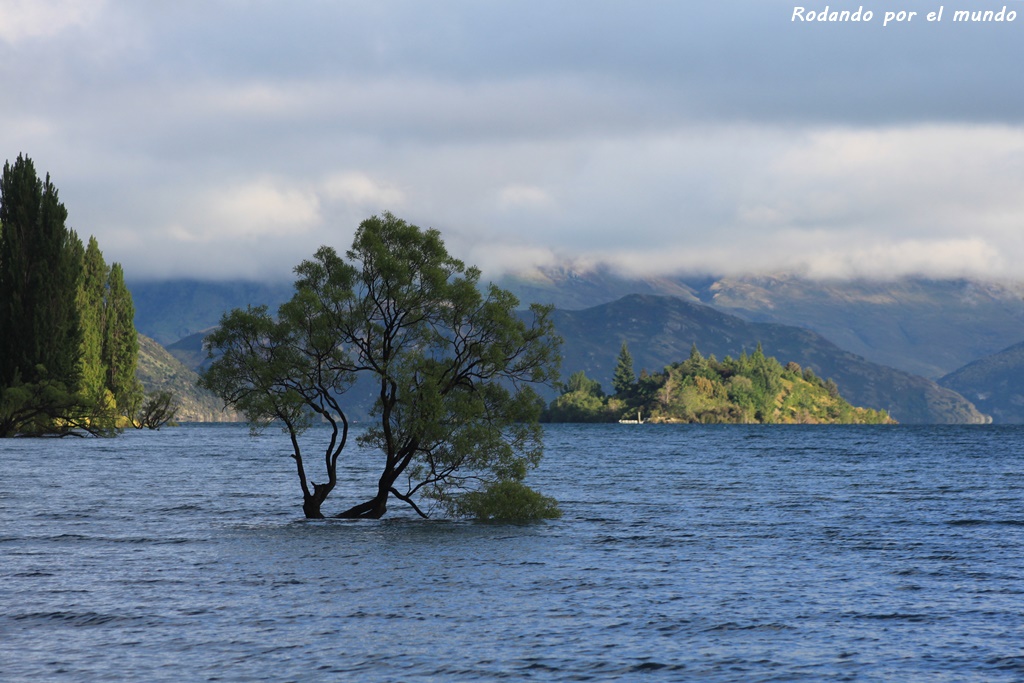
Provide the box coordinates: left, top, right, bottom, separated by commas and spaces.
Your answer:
136, 334, 241, 422
939, 341, 1024, 424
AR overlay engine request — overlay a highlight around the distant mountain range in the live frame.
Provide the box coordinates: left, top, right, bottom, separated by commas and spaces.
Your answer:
129, 267, 1024, 423
703, 276, 1024, 381
497, 269, 1024, 381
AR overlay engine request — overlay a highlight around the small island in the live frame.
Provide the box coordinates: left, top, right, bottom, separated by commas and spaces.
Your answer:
544, 342, 894, 424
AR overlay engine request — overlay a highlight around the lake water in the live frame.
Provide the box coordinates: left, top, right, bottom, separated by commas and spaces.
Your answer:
3, 424, 1024, 681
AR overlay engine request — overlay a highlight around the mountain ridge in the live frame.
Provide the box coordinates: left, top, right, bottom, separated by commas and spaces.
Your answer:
497, 269, 1024, 380
131, 271, 1024, 383
128, 271, 1015, 424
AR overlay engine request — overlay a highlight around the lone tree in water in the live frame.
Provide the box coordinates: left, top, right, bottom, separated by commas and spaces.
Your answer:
201, 213, 562, 519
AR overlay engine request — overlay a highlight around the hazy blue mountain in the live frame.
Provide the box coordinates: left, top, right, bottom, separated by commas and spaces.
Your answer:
133, 271, 1024, 386
496, 269, 1024, 381
141, 285, 987, 424
126, 272, 1010, 424
157, 329, 381, 421
939, 341, 1024, 423
705, 275, 1024, 380
165, 329, 216, 372
129, 279, 292, 345
550, 294, 986, 425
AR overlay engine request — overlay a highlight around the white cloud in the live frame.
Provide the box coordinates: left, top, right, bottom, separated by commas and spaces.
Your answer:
0, 0, 104, 43
744, 125, 1024, 236
8, 2, 1024, 283
498, 185, 552, 210
800, 238, 1004, 280
170, 179, 321, 242
453, 123, 1024, 280
42, 118, 1024, 283
322, 172, 404, 208
465, 243, 561, 277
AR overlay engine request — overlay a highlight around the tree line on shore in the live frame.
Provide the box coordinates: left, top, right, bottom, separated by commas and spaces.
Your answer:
544, 341, 894, 424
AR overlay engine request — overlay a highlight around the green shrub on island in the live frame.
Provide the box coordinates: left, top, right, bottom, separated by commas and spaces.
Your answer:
544, 343, 894, 425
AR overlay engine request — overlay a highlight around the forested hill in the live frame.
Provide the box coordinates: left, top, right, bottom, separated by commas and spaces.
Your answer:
545, 345, 894, 424
548, 294, 986, 425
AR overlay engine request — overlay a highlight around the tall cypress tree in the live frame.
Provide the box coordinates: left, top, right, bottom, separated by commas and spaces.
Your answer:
78, 236, 109, 403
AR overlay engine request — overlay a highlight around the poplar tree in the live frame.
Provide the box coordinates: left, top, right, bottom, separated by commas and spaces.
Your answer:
78, 236, 109, 403
104, 262, 141, 411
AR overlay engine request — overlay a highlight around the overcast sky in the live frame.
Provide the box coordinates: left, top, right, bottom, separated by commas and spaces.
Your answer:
2, 0, 1023, 281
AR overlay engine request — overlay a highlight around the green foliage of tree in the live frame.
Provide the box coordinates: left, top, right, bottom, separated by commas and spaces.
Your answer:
612, 341, 636, 395
546, 389, 611, 423
201, 213, 562, 519
0, 155, 96, 436
0, 155, 83, 393
545, 370, 617, 422
725, 375, 758, 420
131, 390, 179, 430
565, 369, 603, 397
78, 236, 108, 403
746, 343, 784, 422
453, 480, 561, 521
104, 263, 142, 414
200, 295, 355, 518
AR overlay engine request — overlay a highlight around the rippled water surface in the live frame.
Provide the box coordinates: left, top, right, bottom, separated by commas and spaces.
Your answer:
3, 424, 1024, 681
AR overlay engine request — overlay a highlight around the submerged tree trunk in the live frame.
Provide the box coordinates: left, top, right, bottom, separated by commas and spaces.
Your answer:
302, 482, 334, 519
286, 413, 347, 519
335, 478, 392, 519
335, 491, 389, 519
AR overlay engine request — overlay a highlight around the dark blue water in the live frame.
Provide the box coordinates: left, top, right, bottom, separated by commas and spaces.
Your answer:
3, 424, 1024, 681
